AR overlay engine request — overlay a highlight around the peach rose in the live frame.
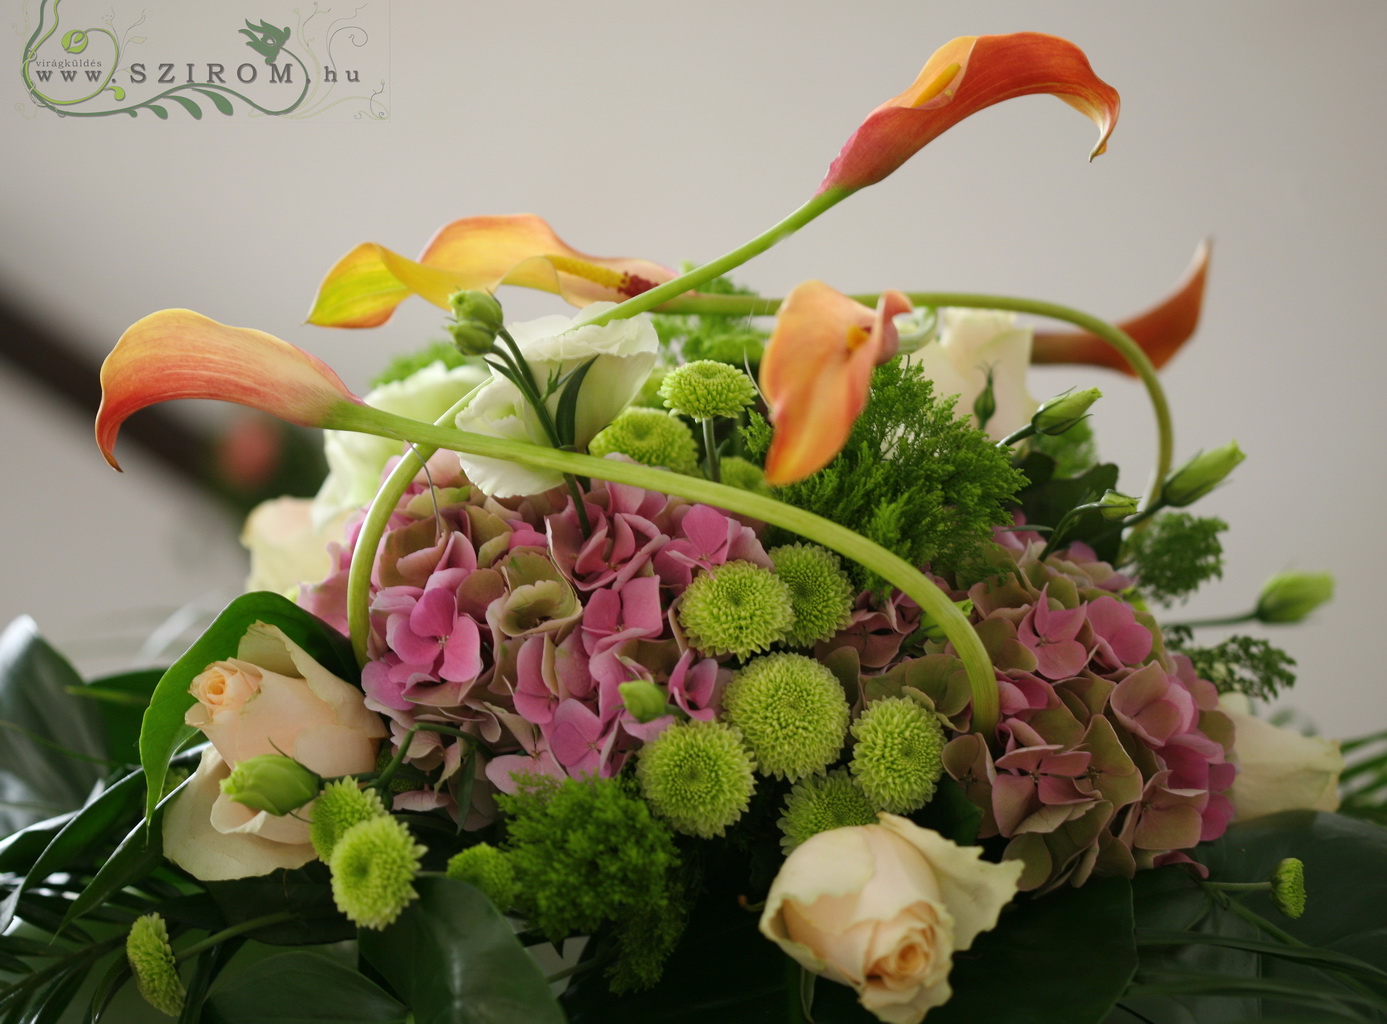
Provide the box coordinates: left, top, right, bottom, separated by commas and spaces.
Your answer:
165, 621, 388, 880
759, 815, 1023, 1024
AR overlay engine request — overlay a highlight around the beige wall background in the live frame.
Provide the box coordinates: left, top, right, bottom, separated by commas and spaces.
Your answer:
2, 1, 1383, 738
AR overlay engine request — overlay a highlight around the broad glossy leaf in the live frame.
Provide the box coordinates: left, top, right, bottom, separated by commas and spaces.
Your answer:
359, 877, 564, 1024
0, 618, 107, 834
139, 592, 357, 819
203, 950, 408, 1024
205, 864, 353, 946
77, 669, 163, 768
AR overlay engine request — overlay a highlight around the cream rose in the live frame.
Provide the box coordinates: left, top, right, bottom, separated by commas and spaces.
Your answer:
164, 622, 388, 880
455, 303, 658, 496
904, 308, 1038, 442
760, 815, 1023, 1024
1221, 694, 1343, 821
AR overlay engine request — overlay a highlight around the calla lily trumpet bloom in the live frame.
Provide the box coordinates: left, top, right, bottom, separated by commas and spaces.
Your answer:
760, 282, 912, 485
1032, 240, 1211, 374
97, 309, 365, 470
307, 214, 677, 328
820, 32, 1120, 196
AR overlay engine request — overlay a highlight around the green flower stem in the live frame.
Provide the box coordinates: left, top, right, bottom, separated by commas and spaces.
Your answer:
581, 190, 849, 328
702, 418, 721, 483
1166, 611, 1256, 631
327, 402, 1001, 738
659, 290, 1174, 510
173, 910, 297, 961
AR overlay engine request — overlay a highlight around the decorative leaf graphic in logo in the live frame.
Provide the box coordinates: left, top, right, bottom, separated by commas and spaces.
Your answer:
239, 19, 291, 64
60, 28, 86, 52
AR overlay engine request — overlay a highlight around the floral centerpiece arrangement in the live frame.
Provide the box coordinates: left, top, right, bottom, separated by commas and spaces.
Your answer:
3, 31, 1385, 1024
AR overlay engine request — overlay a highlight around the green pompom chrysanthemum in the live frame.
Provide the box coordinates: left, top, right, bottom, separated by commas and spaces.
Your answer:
1271, 857, 1307, 919
769, 543, 855, 647
589, 408, 699, 473
446, 843, 518, 910
723, 653, 849, 781
329, 816, 426, 930
850, 697, 946, 814
637, 721, 756, 838
659, 360, 757, 420
126, 913, 185, 1017
719, 456, 770, 495
678, 561, 794, 660
310, 778, 388, 861
778, 769, 878, 853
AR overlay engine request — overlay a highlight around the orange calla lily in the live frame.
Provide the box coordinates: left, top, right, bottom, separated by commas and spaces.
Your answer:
761, 282, 913, 485
819, 32, 1120, 195
306, 214, 677, 328
1033, 240, 1211, 373
97, 309, 363, 470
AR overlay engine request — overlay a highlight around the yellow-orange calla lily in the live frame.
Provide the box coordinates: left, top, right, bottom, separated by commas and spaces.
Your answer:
761, 283, 912, 485
1033, 240, 1211, 373
97, 309, 364, 470
306, 214, 677, 328
819, 32, 1120, 195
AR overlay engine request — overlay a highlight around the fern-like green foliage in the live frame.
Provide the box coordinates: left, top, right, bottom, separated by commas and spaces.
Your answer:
370, 340, 473, 388
497, 774, 685, 992
652, 271, 767, 366
1338, 730, 1387, 826
745, 359, 1025, 591
1125, 512, 1228, 605
1165, 627, 1297, 701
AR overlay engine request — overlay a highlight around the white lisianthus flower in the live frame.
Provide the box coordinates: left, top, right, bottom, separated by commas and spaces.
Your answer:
241, 496, 347, 597
312, 359, 489, 525
454, 303, 658, 497
904, 308, 1038, 442
1220, 694, 1343, 820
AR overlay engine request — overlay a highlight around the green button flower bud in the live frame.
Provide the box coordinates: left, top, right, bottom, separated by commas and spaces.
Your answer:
1098, 489, 1140, 522
219, 754, 321, 816
1270, 857, 1307, 919
1255, 571, 1334, 624
1032, 386, 1102, 436
619, 679, 670, 723
448, 289, 504, 356
1163, 441, 1245, 507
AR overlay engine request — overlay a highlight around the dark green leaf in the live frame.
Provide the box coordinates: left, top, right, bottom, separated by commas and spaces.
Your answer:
179, 938, 244, 1024
203, 950, 407, 1024
167, 93, 202, 118
76, 670, 163, 768
553, 356, 598, 449
1015, 458, 1122, 563
1137, 931, 1387, 987
140, 592, 357, 819
0, 618, 107, 834
85, 955, 131, 1024
205, 864, 352, 946
193, 87, 235, 115
359, 877, 564, 1024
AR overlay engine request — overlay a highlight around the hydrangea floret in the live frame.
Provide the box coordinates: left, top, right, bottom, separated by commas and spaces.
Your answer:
723, 653, 850, 781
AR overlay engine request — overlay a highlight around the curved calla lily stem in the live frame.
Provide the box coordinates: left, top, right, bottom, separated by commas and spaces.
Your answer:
331, 401, 1002, 740
658, 290, 1174, 509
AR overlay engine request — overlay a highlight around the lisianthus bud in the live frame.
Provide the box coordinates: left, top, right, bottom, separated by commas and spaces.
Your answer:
448, 289, 504, 355
619, 679, 670, 723
219, 754, 321, 815
1098, 489, 1140, 522
972, 366, 998, 433
1255, 571, 1334, 624
1033, 386, 1101, 436
1163, 441, 1245, 507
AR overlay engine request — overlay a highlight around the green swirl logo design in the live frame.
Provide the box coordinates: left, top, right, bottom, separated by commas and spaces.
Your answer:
22, 0, 313, 119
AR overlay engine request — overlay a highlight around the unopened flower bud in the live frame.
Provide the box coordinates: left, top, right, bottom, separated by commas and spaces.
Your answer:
1163, 441, 1245, 507
1098, 489, 1140, 522
619, 679, 670, 723
1255, 571, 1334, 624
891, 307, 937, 356
971, 366, 998, 433
448, 290, 504, 355
1270, 857, 1306, 919
219, 754, 321, 815
1032, 387, 1102, 436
